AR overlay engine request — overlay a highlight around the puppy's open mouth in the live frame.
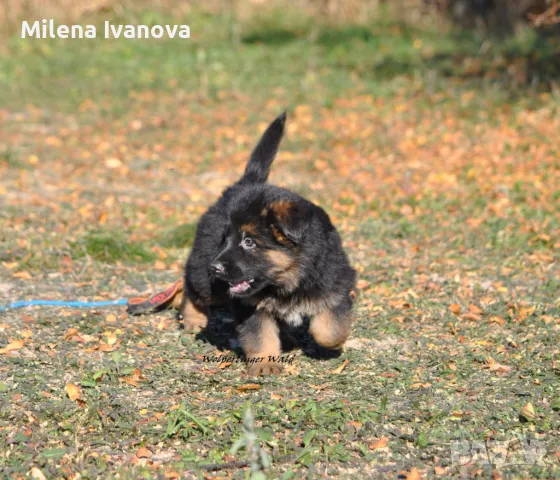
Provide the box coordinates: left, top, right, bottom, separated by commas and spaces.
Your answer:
229, 279, 254, 294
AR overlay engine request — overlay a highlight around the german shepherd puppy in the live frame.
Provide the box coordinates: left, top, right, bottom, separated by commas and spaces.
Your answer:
179, 112, 356, 375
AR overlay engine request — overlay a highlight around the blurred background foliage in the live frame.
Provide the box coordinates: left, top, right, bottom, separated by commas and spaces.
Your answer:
1, 0, 559, 37
0, 1, 559, 106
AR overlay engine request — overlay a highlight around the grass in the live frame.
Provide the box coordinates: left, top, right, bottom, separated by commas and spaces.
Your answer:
158, 223, 197, 249
1, 10, 558, 114
0, 8, 559, 480
72, 231, 157, 264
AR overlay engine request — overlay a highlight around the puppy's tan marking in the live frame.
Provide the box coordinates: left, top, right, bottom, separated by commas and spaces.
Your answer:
266, 250, 301, 291
270, 200, 294, 223
243, 313, 281, 358
270, 225, 289, 244
309, 309, 352, 349
277, 263, 300, 291
180, 298, 208, 333
171, 290, 185, 310
241, 223, 257, 235
266, 250, 293, 269
240, 311, 283, 376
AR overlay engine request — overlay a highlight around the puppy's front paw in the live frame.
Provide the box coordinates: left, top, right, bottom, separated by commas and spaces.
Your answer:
247, 361, 284, 376
183, 319, 204, 333
180, 300, 208, 333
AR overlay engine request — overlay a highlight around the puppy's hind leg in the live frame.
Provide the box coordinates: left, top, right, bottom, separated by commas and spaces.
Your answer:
178, 293, 209, 333
179, 257, 213, 332
309, 300, 353, 350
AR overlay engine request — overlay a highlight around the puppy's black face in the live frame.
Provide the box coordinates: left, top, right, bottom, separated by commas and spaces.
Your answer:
209, 197, 312, 298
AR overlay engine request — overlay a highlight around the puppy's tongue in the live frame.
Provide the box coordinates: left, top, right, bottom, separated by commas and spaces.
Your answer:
230, 281, 251, 294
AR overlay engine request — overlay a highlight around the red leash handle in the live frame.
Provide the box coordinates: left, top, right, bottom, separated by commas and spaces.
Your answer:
127, 280, 184, 315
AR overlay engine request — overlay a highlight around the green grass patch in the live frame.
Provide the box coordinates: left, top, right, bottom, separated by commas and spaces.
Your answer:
72, 231, 156, 264
158, 223, 197, 249
1, 10, 558, 115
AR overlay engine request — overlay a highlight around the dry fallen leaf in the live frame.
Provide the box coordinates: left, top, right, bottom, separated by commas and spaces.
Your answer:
450, 303, 461, 315
469, 304, 484, 315
520, 402, 536, 420
154, 260, 167, 270
330, 359, 350, 374
98, 343, 118, 352
124, 377, 139, 387
13, 271, 32, 279
0, 339, 25, 354
407, 467, 421, 480
493, 470, 503, 480
66, 383, 81, 401
485, 357, 512, 373
105, 157, 122, 169
64, 328, 79, 341
136, 446, 151, 458
518, 306, 536, 321
356, 279, 369, 289
29, 467, 47, 480
410, 382, 431, 389
163, 471, 180, 479
236, 384, 261, 391
490, 315, 506, 326
369, 437, 388, 450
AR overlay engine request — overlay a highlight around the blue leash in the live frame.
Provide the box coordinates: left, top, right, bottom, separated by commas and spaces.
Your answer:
0, 299, 128, 312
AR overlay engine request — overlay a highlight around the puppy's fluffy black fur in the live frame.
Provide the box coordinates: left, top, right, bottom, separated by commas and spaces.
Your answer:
179, 112, 356, 375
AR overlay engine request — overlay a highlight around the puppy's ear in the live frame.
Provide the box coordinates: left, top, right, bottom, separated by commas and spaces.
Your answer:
265, 199, 312, 245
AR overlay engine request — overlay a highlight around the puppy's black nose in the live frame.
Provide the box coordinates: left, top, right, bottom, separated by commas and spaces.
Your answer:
210, 262, 225, 275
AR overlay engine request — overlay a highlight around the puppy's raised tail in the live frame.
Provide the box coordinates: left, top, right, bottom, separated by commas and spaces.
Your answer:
239, 111, 287, 185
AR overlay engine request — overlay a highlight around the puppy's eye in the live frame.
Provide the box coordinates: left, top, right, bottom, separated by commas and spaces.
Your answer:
242, 237, 256, 249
